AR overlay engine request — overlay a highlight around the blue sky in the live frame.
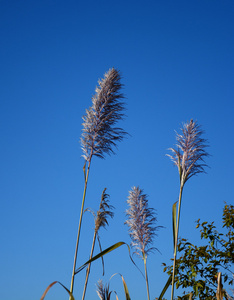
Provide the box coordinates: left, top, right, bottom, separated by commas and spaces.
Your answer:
1, 1, 234, 299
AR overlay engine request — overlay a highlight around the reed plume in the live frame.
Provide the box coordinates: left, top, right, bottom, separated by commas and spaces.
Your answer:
82, 189, 114, 300
95, 188, 114, 232
167, 119, 209, 300
96, 280, 112, 300
167, 119, 208, 185
81, 68, 126, 162
125, 186, 159, 300
69, 68, 126, 299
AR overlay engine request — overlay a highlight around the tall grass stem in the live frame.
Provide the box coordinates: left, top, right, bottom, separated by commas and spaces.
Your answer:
81, 230, 97, 300
171, 184, 183, 300
143, 253, 150, 300
69, 159, 91, 299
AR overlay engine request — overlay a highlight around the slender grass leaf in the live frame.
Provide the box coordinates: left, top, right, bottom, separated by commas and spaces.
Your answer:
40, 281, 75, 300
120, 274, 131, 300
75, 242, 125, 274
110, 273, 131, 300
75, 241, 144, 278
83, 161, 86, 180
111, 290, 119, 300
97, 233, 105, 276
158, 275, 172, 300
172, 202, 177, 252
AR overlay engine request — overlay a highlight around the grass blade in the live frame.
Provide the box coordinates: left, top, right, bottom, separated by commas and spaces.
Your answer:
75, 242, 126, 274
120, 274, 131, 300
158, 275, 172, 300
40, 281, 75, 300
110, 273, 131, 300
75, 241, 143, 277
172, 202, 177, 252
97, 233, 105, 275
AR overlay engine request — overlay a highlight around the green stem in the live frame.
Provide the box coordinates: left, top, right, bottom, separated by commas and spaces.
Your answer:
171, 183, 184, 300
143, 252, 150, 300
69, 158, 92, 300
81, 230, 97, 300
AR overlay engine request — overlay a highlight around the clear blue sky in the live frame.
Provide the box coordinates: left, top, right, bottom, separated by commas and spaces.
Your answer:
1, 1, 234, 299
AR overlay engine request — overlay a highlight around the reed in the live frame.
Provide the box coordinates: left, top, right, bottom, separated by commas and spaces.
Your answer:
69, 68, 127, 299
125, 186, 161, 300
167, 119, 209, 300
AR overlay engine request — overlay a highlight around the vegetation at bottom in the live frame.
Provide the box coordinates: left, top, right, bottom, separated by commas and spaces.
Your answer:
40, 68, 233, 300
163, 203, 234, 300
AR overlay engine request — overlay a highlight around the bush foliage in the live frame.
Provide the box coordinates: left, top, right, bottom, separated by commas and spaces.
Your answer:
163, 203, 234, 299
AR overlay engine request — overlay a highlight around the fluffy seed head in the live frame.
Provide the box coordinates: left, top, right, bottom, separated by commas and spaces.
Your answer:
95, 188, 114, 233
81, 68, 127, 162
96, 280, 111, 300
125, 186, 158, 258
167, 119, 209, 184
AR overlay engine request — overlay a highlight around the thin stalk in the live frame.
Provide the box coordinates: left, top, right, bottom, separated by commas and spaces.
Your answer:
171, 183, 184, 300
81, 230, 97, 300
143, 252, 150, 300
69, 158, 92, 300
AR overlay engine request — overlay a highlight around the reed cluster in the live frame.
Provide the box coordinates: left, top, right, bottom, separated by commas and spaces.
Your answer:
40, 69, 217, 300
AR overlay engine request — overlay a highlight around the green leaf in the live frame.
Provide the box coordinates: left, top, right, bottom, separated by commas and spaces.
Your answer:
119, 274, 131, 300
109, 273, 131, 300
97, 233, 105, 276
75, 242, 142, 276
83, 161, 86, 180
40, 281, 75, 300
172, 202, 177, 252
158, 274, 172, 300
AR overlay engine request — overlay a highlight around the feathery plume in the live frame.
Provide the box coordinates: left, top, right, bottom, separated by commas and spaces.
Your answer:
125, 186, 160, 300
167, 119, 209, 184
96, 280, 105, 300
81, 68, 127, 162
95, 188, 114, 233
96, 280, 112, 300
125, 186, 158, 258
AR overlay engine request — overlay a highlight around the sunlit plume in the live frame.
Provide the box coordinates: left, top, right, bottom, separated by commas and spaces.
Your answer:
167, 119, 209, 184
125, 186, 159, 258
95, 188, 114, 233
81, 68, 127, 162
